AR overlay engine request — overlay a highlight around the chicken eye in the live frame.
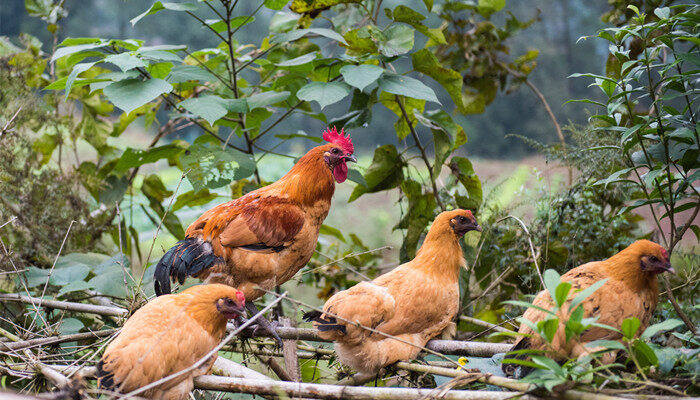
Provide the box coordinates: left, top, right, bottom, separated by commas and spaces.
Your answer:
332, 148, 340, 154
458, 216, 466, 222
225, 298, 234, 306
649, 256, 658, 262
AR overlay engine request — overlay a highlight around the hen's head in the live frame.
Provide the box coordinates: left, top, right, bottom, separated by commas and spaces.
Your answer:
215, 290, 246, 320
616, 240, 674, 275
428, 209, 481, 240
321, 126, 356, 183
180, 284, 246, 321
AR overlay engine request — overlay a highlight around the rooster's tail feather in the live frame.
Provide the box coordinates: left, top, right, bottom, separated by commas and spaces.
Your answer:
153, 237, 223, 296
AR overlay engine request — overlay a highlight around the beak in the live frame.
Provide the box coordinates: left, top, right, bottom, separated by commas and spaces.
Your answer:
344, 154, 357, 163
664, 262, 675, 274
474, 224, 482, 232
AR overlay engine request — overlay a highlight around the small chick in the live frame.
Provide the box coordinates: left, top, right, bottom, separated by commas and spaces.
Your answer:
96, 284, 245, 400
304, 209, 481, 375
503, 240, 674, 376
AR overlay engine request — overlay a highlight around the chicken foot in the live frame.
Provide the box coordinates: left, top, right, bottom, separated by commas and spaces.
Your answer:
244, 302, 283, 348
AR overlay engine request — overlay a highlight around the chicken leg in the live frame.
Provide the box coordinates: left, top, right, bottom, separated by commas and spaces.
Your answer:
246, 302, 283, 347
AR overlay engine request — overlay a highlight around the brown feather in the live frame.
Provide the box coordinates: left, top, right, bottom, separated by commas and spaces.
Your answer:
313, 210, 478, 374
510, 240, 666, 363
98, 284, 243, 400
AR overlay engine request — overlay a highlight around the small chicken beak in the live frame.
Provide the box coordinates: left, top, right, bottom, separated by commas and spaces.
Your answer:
664, 263, 675, 274
344, 154, 357, 163
474, 224, 483, 232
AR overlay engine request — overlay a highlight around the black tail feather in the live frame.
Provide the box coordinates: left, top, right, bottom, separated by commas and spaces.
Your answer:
302, 310, 346, 334
153, 237, 223, 296
95, 360, 115, 391
501, 337, 535, 378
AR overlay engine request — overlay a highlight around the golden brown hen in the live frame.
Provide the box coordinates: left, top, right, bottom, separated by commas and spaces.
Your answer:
304, 209, 481, 375
153, 127, 355, 342
502, 240, 674, 376
96, 284, 245, 400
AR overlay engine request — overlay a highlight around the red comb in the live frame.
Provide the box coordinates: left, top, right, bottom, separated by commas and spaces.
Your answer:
660, 248, 669, 260
323, 126, 354, 154
236, 291, 245, 305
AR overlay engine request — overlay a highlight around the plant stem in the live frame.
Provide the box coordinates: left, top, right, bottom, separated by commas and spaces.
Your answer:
394, 95, 446, 211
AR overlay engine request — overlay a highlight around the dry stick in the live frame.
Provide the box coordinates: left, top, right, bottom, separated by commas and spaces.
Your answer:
124, 293, 287, 398
194, 375, 538, 400
1, 293, 510, 356
0, 329, 118, 352
281, 317, 302, 382
1, 106, 23, 135
395, 95, 446, 212
0, 293, 128, 317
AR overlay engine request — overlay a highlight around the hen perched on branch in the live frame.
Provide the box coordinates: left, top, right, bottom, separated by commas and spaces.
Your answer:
304, 209, 481, 376
153, 127, 355, 343
503, 240, 674, 377
96, 284, 246, 400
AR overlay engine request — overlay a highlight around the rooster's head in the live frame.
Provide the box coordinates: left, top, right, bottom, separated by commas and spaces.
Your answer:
322, 126, 356, 183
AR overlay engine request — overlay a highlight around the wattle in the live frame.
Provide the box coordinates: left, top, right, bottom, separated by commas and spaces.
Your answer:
333, 161, 348, 183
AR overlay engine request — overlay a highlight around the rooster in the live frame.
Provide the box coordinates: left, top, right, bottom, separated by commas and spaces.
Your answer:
502, 240, 674, 377
153, 127, 355, 343
304, 209, 481, 376
96, 284, 246, 400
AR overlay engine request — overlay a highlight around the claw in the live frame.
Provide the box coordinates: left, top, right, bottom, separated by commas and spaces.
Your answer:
245, 302, 284, 348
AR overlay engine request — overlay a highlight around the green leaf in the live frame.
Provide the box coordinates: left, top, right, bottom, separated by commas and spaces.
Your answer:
396, 179, 436, 261
621, 317, 641, 340
297, 81, 351, 109
340, 64, 384, 91
641, 319, 684, 339
392, 5, 446, 44
378, 73, 440, 104
631, 340, 658, 368
205, 16, 256, 33
378, 24, 414, 57
57, 281, 94, 297
432, 128, 451, 177
24, 266, 50, 287
179, 96, 234, 125
349, 145, 404, 202
167, 65, 217, 83
412, 49, 463, 111
320, 224, 346, 242
99, 175, 128, 205
65, 61, 98, 95
570, 278, 608, 310
264, 0, 288, 10
50, 265, 90, 286
538, 318, 559, 343
554, 281, 572, 308
131, 1, 198, 25
247, 91, 290, 110
180, 136, 256, 191
586, 340, 627, 351
114, 144, 185, 174
543, 269, 561, 306
104, 52, 146, 72
51, 41, 107, 62
276, 52, 318, 66
478, 0, 505, 18
172, 189, 218, 212
272, 28, 348, 45
449, 157, 482, 211
103, 78, 173, 114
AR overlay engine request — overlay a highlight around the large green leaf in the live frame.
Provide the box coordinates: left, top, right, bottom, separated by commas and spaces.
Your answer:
393, 5, 446, 44
642, 319, 684, 339
349, 144, 405, 202
104, 52, 146, 72
297, 81, 351, 109
272, 28, 348, 45
412, 49, 464, 111
166, 65, 217, 83
621, 317, 641, 340
180, 136, 257, 191
396, 179, 436, 261
103, 78, 173, 114
179, 96, 240, 125
113, 144, 185, 174
378, 74, 440, 104
247, 91, 290, 110
378, 24, 414, 57
478, 0, 505, 18
51, 41, 108, 62
340, 64, 383, 92
131, 1, 198, 25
